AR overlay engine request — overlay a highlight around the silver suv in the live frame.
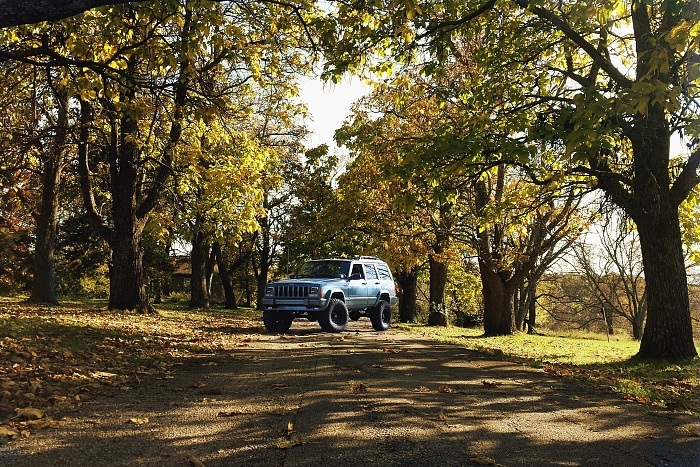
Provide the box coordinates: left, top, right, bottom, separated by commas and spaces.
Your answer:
262, 256, 397, 333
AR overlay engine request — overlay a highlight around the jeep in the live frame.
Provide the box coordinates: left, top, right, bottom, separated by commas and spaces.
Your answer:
262, 256, 398, 333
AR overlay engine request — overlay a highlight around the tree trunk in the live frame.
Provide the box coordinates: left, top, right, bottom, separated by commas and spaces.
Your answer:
636, 210, 696, 358
396, 266, 419, 323
255, 216, 272, 311
29, 155, 61, 305
189, 229, 209, 309
213, 242, 237, 309
527, 293, 537, 335
478, 257, 515, 336
29, 86, 69, 306
427, 254, 448, 326
109, 221, 148, 311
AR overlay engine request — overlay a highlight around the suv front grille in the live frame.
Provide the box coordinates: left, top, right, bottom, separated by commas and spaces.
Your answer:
272, 285, 310, 298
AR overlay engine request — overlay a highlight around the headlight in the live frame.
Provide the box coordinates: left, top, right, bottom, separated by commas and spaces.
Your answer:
309, 286, 321, 297
265, 286, 274, 297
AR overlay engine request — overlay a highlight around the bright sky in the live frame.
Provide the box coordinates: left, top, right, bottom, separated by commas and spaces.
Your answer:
298, 75, 371, 152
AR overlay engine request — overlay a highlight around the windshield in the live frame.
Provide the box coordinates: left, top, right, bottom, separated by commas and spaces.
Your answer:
296, 260, 350, 279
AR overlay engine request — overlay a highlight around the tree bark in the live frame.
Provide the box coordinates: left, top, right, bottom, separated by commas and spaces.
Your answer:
396, 266, 419, 323
636, 210, 696, 358
478, 256, 516, 336
28, 85, 68, 305
213, 242, 237, 309
189, 229, 210, 309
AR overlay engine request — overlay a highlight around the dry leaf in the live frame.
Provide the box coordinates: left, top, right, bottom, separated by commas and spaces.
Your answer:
188, 454, 207, 467
438, 411, 447, 421
352, 382, 369, 392
276, 437, 304, 449
437, 385, 454, 393
482, 381, 500, 388
286, 421, 294, 436
272, 384, 289, 390
14, 407, 44, 420
129, 417, 149, 425
190, 381, 207, 388
0, 426, 19, 438
414, 386, 430, 393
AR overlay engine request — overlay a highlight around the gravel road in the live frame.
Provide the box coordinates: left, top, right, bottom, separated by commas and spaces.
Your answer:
1, 320, 699, 466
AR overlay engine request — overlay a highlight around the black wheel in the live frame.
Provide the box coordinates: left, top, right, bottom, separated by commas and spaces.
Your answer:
263, 310, 293, 333
348, 310, 361, 321
319, 299, 348, 333
370, 300, 391, 331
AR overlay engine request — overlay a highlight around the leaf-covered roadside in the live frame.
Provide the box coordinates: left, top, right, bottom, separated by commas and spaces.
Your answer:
404, 325, 700, 414
0, 298, 261, 443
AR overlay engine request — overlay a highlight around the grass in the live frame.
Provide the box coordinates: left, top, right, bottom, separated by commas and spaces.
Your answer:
398, 323, 700, 413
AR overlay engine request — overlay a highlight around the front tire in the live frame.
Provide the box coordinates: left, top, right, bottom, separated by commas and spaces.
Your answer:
370, 300, 391, 331
319, 299, 349, 333
263, 310, 293, 333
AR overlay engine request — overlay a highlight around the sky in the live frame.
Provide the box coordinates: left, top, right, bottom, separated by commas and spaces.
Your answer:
298, 75, 371, 153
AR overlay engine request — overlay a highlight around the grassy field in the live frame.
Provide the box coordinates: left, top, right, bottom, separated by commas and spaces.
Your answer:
0, 296, 698, 444
399, 324, 699, 413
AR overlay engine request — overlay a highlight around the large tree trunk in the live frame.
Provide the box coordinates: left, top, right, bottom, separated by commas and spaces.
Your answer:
479, 258, 516, 336
636, 210, 696, 358
189, 229, 210, 309
427, 254, 448, 326
109, 220, 148, 311
29, 165, 61, 306
396, 266, 419, 323
29, 86, 69, 306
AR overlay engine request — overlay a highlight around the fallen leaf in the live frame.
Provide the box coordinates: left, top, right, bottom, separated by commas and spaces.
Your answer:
14, 407, 44, 420
0, 426, 19, 438
286, 421, 294, 436
272, 384, 289, 390
129, 417, 149, 425
438, 411, 447, 421
276, 437, 305, 449
188, 454, 206, 467
482, 381, 500, 387
437, 385, 454, 393
189, 381, 207, 388
352, 382, 369, 392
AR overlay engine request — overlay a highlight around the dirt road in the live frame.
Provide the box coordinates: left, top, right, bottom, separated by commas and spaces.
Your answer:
1, 320, 699, 466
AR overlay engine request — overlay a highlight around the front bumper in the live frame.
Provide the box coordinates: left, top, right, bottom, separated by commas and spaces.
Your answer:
262, 297, 329, 312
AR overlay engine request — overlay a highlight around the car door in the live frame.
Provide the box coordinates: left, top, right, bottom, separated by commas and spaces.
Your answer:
363, 263, 382, 307
347, 263, 367, 309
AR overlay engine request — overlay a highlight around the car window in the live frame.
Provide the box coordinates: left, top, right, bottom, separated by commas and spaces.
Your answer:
376, 263, 392, 280
351, 264, 364, 279
297, 260, 350, 278
364, 264, 378, 280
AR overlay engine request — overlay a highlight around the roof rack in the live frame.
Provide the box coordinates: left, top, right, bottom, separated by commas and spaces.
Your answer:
354, 255, 380, 260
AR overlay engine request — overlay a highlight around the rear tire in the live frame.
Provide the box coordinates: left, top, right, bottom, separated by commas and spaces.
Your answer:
370, 300, 391, 331
319, 299, 349, 333
263, 310, 293, 333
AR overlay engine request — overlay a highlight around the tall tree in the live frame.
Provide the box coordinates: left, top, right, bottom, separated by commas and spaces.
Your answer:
321, 0, 700, 359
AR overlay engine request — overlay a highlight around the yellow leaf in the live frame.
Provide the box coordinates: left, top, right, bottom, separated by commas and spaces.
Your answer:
129, 417, 149, 425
